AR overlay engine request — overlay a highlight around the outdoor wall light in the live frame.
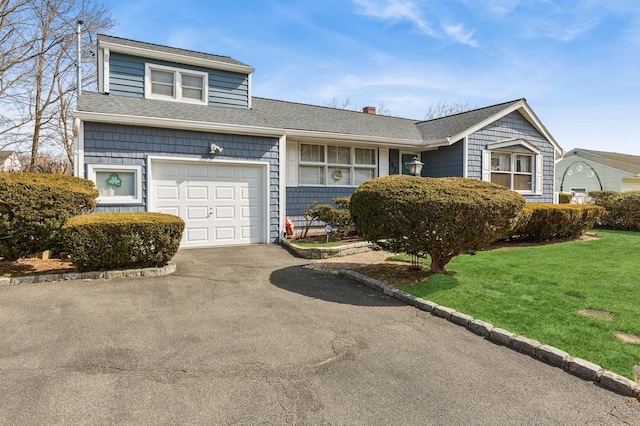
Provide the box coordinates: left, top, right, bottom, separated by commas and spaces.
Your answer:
209, 143, 223, 155
405, 155, 424, 176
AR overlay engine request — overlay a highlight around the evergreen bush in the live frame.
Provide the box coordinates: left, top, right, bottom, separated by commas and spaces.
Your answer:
62, 212, 184, 271
0, 173, 98, 260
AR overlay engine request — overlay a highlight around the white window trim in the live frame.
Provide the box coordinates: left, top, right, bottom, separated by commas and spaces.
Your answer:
490, 151, 534, 194
144, 63, 208, 105
298, 143, 377, 187
483, 149, 543, 195
88, 164, 143, 205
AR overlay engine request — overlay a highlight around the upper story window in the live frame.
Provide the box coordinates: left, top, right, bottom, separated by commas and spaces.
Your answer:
299, 144, 377, 186
145, 63, 208, 105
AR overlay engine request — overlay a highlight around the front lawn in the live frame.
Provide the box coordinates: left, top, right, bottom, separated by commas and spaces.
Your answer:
396, 230, 640, 380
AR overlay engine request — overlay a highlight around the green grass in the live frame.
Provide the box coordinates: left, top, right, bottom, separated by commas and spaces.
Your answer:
395, 230, 640, 380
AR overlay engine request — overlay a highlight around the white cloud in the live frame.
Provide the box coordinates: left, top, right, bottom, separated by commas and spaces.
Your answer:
485, 0, 520, 16
351, 0, 435, 35
442, 23, 478, 47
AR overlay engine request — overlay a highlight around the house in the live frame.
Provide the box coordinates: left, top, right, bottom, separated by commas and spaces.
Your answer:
555, 148, 640, 196
73, 34, 563, 248
0, 151, 22, 172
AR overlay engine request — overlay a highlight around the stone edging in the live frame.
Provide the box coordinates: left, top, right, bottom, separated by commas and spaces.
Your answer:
0, 262, 176, 286
339, 269, 640, 398
281, 238, 372, 259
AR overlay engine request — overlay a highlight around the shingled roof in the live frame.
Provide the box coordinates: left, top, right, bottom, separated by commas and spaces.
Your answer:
97, 34, 254, 71
77, 92, 546, 147
565, 148, 640, 176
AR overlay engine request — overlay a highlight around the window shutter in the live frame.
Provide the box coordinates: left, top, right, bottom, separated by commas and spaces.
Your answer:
481, 150, 491, 182
378, 148, 389, 177
535, 155, 543, 195
286, 140, 298, 187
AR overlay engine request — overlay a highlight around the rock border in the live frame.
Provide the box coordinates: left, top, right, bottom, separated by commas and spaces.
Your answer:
0, 262, 176, 286
281, 238, 373, 259
339, 269, 640, 398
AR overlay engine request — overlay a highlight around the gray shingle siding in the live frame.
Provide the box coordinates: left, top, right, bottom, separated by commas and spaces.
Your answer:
84, 122, 280, 242
421, 140, 464, 177
286, 187, 355, 228
107, 52, 249, 108
466, 111, 555, 203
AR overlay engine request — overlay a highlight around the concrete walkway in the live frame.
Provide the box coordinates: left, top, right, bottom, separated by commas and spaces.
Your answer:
0, 245, 638, 425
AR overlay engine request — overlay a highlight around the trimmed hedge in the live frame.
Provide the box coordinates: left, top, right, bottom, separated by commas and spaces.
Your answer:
511, 203, 605, 242
589, 190, 640, 231
558, 192, 572, 204
62, 212, 185, 271
350, 175, 526, 272
0, 173, 98, 260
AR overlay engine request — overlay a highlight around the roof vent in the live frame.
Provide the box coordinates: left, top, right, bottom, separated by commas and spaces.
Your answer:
362, 106, 376, 115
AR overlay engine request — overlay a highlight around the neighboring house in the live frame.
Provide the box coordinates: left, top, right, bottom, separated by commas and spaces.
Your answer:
0, 151, 22, 172
73, 34, 563, 248
555, 148, 640, 195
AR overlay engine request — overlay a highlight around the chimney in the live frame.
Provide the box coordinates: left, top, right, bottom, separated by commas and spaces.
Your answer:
362, 106, 377, 115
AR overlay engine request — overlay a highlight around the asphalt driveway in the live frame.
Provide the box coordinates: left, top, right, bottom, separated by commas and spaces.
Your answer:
0, 245, 638, 425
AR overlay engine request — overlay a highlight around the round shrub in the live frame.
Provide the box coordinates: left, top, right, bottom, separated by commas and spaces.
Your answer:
0, 173, 98, 260
62, 212, 185, 271
349, 175, 526, 272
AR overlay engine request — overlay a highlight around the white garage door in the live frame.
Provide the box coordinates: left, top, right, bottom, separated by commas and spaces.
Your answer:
150, 160, 266, 248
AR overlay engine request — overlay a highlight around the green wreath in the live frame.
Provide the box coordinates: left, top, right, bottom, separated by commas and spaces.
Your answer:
332, 169, 343, 181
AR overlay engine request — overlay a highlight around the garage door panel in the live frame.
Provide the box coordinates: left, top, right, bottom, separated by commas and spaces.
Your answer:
214, 166, 234, 179
214, 206, 235, 219
186, 186, 208, 200
156, 186, 179, 200
215, 186, 235, 200
187, 206, 209, 220
187, 228, 208, 243
215, 227, 235, 240
187, 164, 207, 178
151, 161, 265, 248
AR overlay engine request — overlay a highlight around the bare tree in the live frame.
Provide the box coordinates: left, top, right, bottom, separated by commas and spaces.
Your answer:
0, 0, 35, 145
0, 0, 113, 170
423, 100, 475, 120
324, 96, 395, 116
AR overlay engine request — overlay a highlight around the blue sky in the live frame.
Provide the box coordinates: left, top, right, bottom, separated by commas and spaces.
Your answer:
103, 0, 640, 155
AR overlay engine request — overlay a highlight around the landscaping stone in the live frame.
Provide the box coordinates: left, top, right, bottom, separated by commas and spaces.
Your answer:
104, 270, 124, 279
11, 275, 36, 284
414, 298, 438, 312
432, 305, 455, 320
35, 274, 59, 283
394, 291, 419, 305
62, 272, 84, 281
83, 271, 105, 280
536, 345, 570, 368
599, 371, 638, 396
467, 319, 494, 337
511, 335, 542, 357
567, 357, 603, 381
0, 277, 10, 286
488, 327, 514, 346
143, 268, 162, 276
449, 311, 473, 327
125, 269, 143, 277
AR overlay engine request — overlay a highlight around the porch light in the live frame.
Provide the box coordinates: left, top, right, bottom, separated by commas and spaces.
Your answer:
405, 155, 424, 176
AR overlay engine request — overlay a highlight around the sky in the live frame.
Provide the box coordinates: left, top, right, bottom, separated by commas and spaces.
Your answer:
101, 0, 640, 155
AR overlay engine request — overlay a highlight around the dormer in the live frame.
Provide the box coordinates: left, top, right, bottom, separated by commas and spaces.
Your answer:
96, 34, 255, 109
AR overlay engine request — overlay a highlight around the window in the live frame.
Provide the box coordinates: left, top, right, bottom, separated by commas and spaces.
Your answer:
88, 165, 142, 204
490, 151, 533, 191
145, 64, 207, 104
299, 144, 377, 186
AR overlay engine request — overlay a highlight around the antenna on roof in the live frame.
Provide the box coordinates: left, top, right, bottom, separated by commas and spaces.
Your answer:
76, 20, 84, 98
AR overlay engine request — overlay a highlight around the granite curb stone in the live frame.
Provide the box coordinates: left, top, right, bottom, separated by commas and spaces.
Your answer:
338, 268, 640, 397
0, 262, 176, 286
